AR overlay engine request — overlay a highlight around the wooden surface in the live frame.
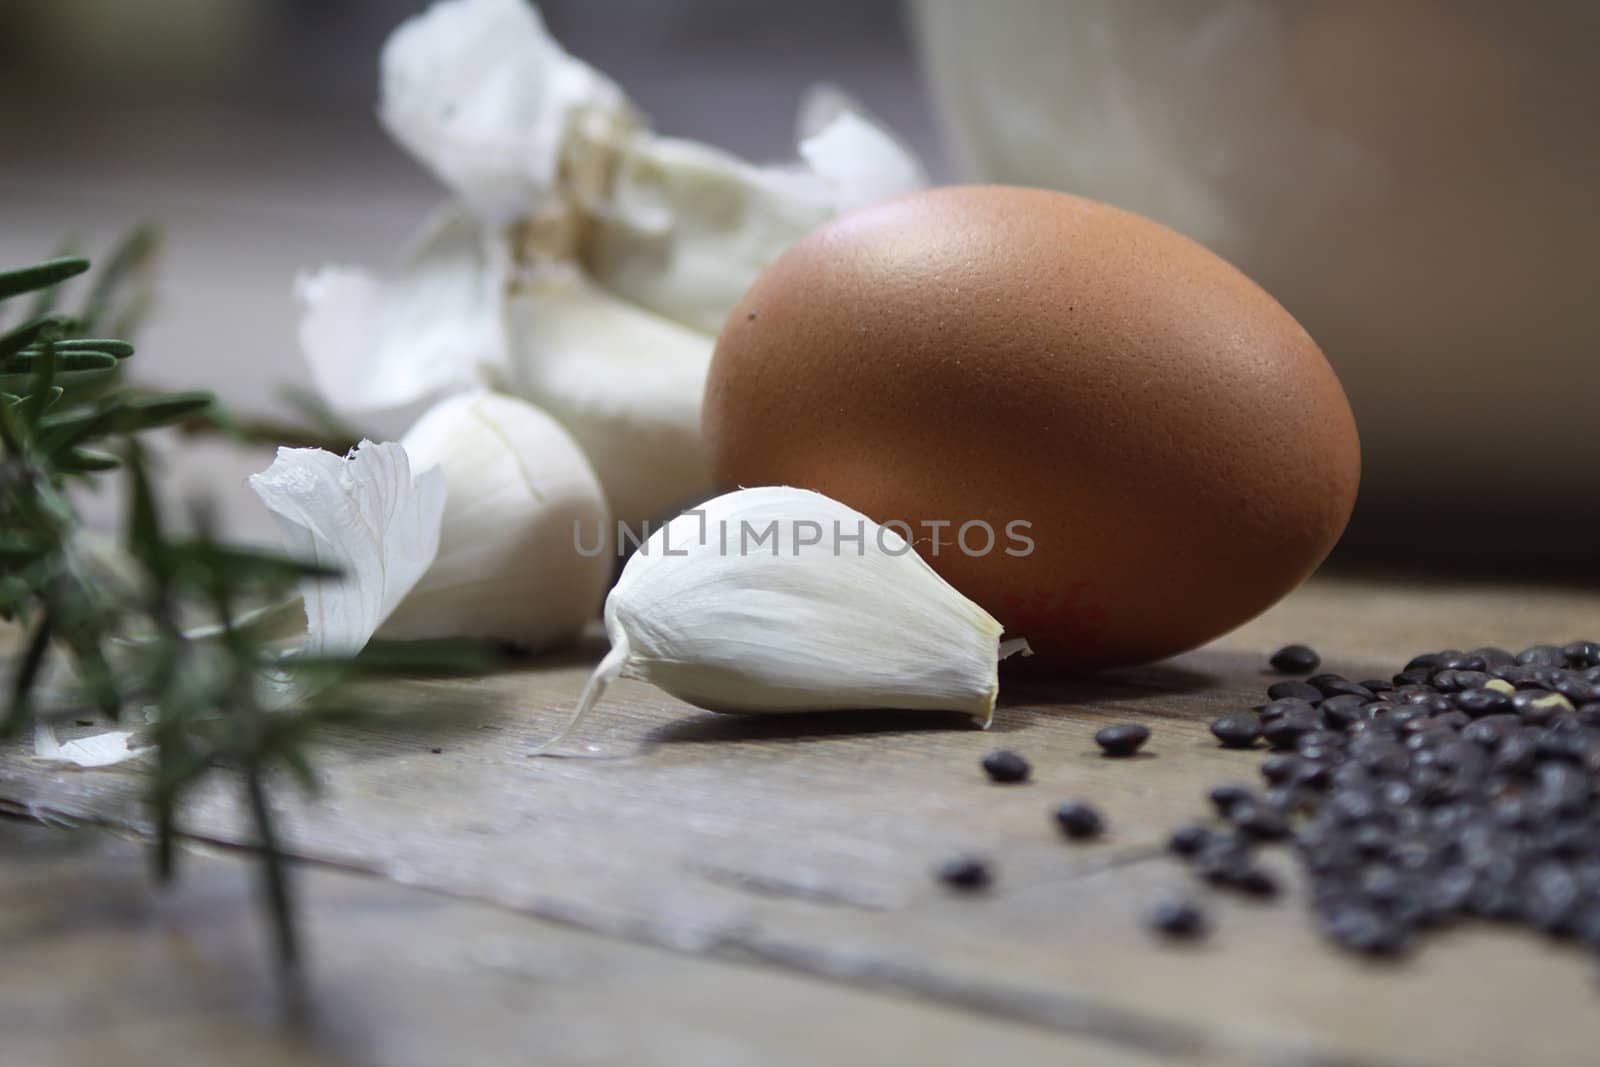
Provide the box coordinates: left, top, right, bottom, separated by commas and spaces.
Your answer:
5, 571, 1600, 1067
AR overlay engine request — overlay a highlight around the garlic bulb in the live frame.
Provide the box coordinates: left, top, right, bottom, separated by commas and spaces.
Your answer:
294, 0, 928, 530
379, 391, 612, 649
535, 487, 1027, 753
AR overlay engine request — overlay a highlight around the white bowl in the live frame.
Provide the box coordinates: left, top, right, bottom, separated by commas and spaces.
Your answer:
912, 0, 1599, 549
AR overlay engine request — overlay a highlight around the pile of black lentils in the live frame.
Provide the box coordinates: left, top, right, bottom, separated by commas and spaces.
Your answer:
945, 639, 1600, 960
1187, 639, 1600, 955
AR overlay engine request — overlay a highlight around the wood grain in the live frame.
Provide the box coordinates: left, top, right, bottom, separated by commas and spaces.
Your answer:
2, 819, 1156, 1067
4, 572, 1599, 1066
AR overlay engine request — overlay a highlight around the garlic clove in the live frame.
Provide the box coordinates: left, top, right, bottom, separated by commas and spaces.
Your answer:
379, 391, 613, 649
249, 440, 446, 656
534, 486, 1024, 754
578, 94, 927, 337
379, 0, 632, 225
297, 207, 508, 414
576, 134, 835, 337
504, 267, 712, 530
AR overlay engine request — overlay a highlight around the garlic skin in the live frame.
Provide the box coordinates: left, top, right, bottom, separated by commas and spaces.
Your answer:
379, 391, 612, 649
250, 440, 447, 657
294, 0, 927, 529
536, 487, 1023, 753
379, 0, 632, 227
299, 208, 509, 414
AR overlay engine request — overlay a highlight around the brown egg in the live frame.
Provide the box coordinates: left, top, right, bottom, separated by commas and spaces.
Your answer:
703, 186, 1359, 670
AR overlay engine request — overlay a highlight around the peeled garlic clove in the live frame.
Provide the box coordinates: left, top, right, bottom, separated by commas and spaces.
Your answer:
534, 487, 1026, 753
379, 391, 613, 649
503, 267, 712, 530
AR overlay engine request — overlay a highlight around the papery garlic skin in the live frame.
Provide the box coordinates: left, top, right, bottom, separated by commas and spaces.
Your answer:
298, 209, 508, 413
795, 85, 931, 215
536, 487, 1019, 753
380, 0, 631, 225
379, 391, 612, 650
250, 441, 446, 657
576, 134, 835, 337
33, 722, 143, 769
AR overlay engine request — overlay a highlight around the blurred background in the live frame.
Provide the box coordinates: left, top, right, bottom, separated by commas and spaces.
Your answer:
1, 0, 1595, 563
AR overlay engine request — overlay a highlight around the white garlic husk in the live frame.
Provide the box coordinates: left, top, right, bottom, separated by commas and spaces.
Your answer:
379, 391, 612, 649
250, 440, 447, 657
535, 487, 1027, 753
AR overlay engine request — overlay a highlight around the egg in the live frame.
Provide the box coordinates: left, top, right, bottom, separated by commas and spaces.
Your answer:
702, 185, 1359, 670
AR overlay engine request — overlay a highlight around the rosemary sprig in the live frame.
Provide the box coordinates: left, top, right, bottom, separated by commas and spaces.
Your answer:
1, 247, 495, 990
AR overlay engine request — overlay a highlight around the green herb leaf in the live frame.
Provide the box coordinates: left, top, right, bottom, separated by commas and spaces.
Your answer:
0, 258, 90, 302
2, 614, 52, 736
55, 447, 122, 474
35, 391, 213, 453
19, 338, 135, 359
0, 313, 71, 360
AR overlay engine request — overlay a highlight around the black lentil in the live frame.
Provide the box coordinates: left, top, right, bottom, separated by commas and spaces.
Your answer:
1147, 898, 1209, 939
1267, 680, 1322, 702
1232, 863, 1281, 897
1260, 753, 1302, 784
1318, 694, 1368, 730
1432, 669, 1491, 693
981, 749, 1031, 783
1566, 642, 1600, 668
937, 856, 992, 890
1055, 802, 1105, 840
1405, 651, 1453, 672
1323, 906, 1411, 956
1259, 697, 1316, 722
1230, 803, 1291, 841
1210, 713, 1263, 748
1208, 783, 1257, 816
1455, 687, 1514, 718
1094, 723, 1150, 757
1167, 823, 1215, 857
1269, 644, 1321, 674
1262, 713, 1318, 751
1309, 674, 1375, 701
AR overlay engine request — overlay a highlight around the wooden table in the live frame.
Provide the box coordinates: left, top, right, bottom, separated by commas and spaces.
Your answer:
5, 570, 1599, 1067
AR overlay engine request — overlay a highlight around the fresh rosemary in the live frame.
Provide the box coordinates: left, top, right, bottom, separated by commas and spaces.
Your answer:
1, 244, 491, 987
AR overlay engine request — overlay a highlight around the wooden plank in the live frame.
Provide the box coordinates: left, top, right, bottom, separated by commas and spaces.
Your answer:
0, 817, 1182, 1067
4, 573, 1600, 1066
